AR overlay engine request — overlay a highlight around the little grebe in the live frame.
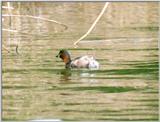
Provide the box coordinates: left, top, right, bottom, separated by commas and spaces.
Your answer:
56, 49, 99, 69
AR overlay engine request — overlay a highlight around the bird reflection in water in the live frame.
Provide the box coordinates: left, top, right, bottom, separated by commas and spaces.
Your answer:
58, 69, 72, 82
58, 69, 98, 83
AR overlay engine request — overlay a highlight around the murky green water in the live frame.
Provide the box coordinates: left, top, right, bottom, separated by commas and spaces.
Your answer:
2, 2, 159, 121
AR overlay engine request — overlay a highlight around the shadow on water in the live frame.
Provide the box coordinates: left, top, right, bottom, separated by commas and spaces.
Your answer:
49, 86, 141, 93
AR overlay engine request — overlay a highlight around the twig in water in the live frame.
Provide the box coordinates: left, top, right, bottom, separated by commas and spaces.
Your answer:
3, 28, 20, 54
2, 45, 10, 53
2, 6, 14, 10
2, 28, 44, 36
15, 45, 19, 55
2, 14, 68, 30
7, 2, 12, 27
2, 28, 18, 33
73, 2, 109, 47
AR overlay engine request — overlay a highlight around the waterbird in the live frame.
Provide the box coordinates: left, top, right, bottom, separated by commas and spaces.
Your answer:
56, 49, 99, 69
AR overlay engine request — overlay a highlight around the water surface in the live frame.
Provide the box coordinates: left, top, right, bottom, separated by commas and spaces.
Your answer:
2, 2, 159, 121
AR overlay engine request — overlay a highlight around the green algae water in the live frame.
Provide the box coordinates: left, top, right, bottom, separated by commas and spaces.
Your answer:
2, 2, 159, 121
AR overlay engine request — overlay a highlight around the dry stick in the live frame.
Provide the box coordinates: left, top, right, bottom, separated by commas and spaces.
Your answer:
3, 28, 40, 55
3, 14, 68, 55
7, 2, 12, 27
7, 2, 19, 55
3, 28, 35, 55
2, 6, 14, 9
3, 14, 68, 34
6, 2, 13, 54
2, 28, 44, 37
7, 2, 19, 54
2, 45, 10, 53
74, 2, 109, 46
2, 14, 68, 54
15, 45, 19, 55
2, 28, 18, 33
16, 3, 21, 55
2, 28, 34, 36
2, 14, 68, 30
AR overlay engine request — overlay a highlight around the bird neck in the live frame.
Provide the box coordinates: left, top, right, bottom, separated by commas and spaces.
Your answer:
63, 55, 71, 64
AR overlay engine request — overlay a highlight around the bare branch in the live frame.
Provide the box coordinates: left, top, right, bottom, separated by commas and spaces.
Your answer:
2, 14, 68, 30
2, 28, 18, 33
2, 6, 14, 10
2, 45, 10, 53
74, 2, 109, 47
15, 45, 19, 55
